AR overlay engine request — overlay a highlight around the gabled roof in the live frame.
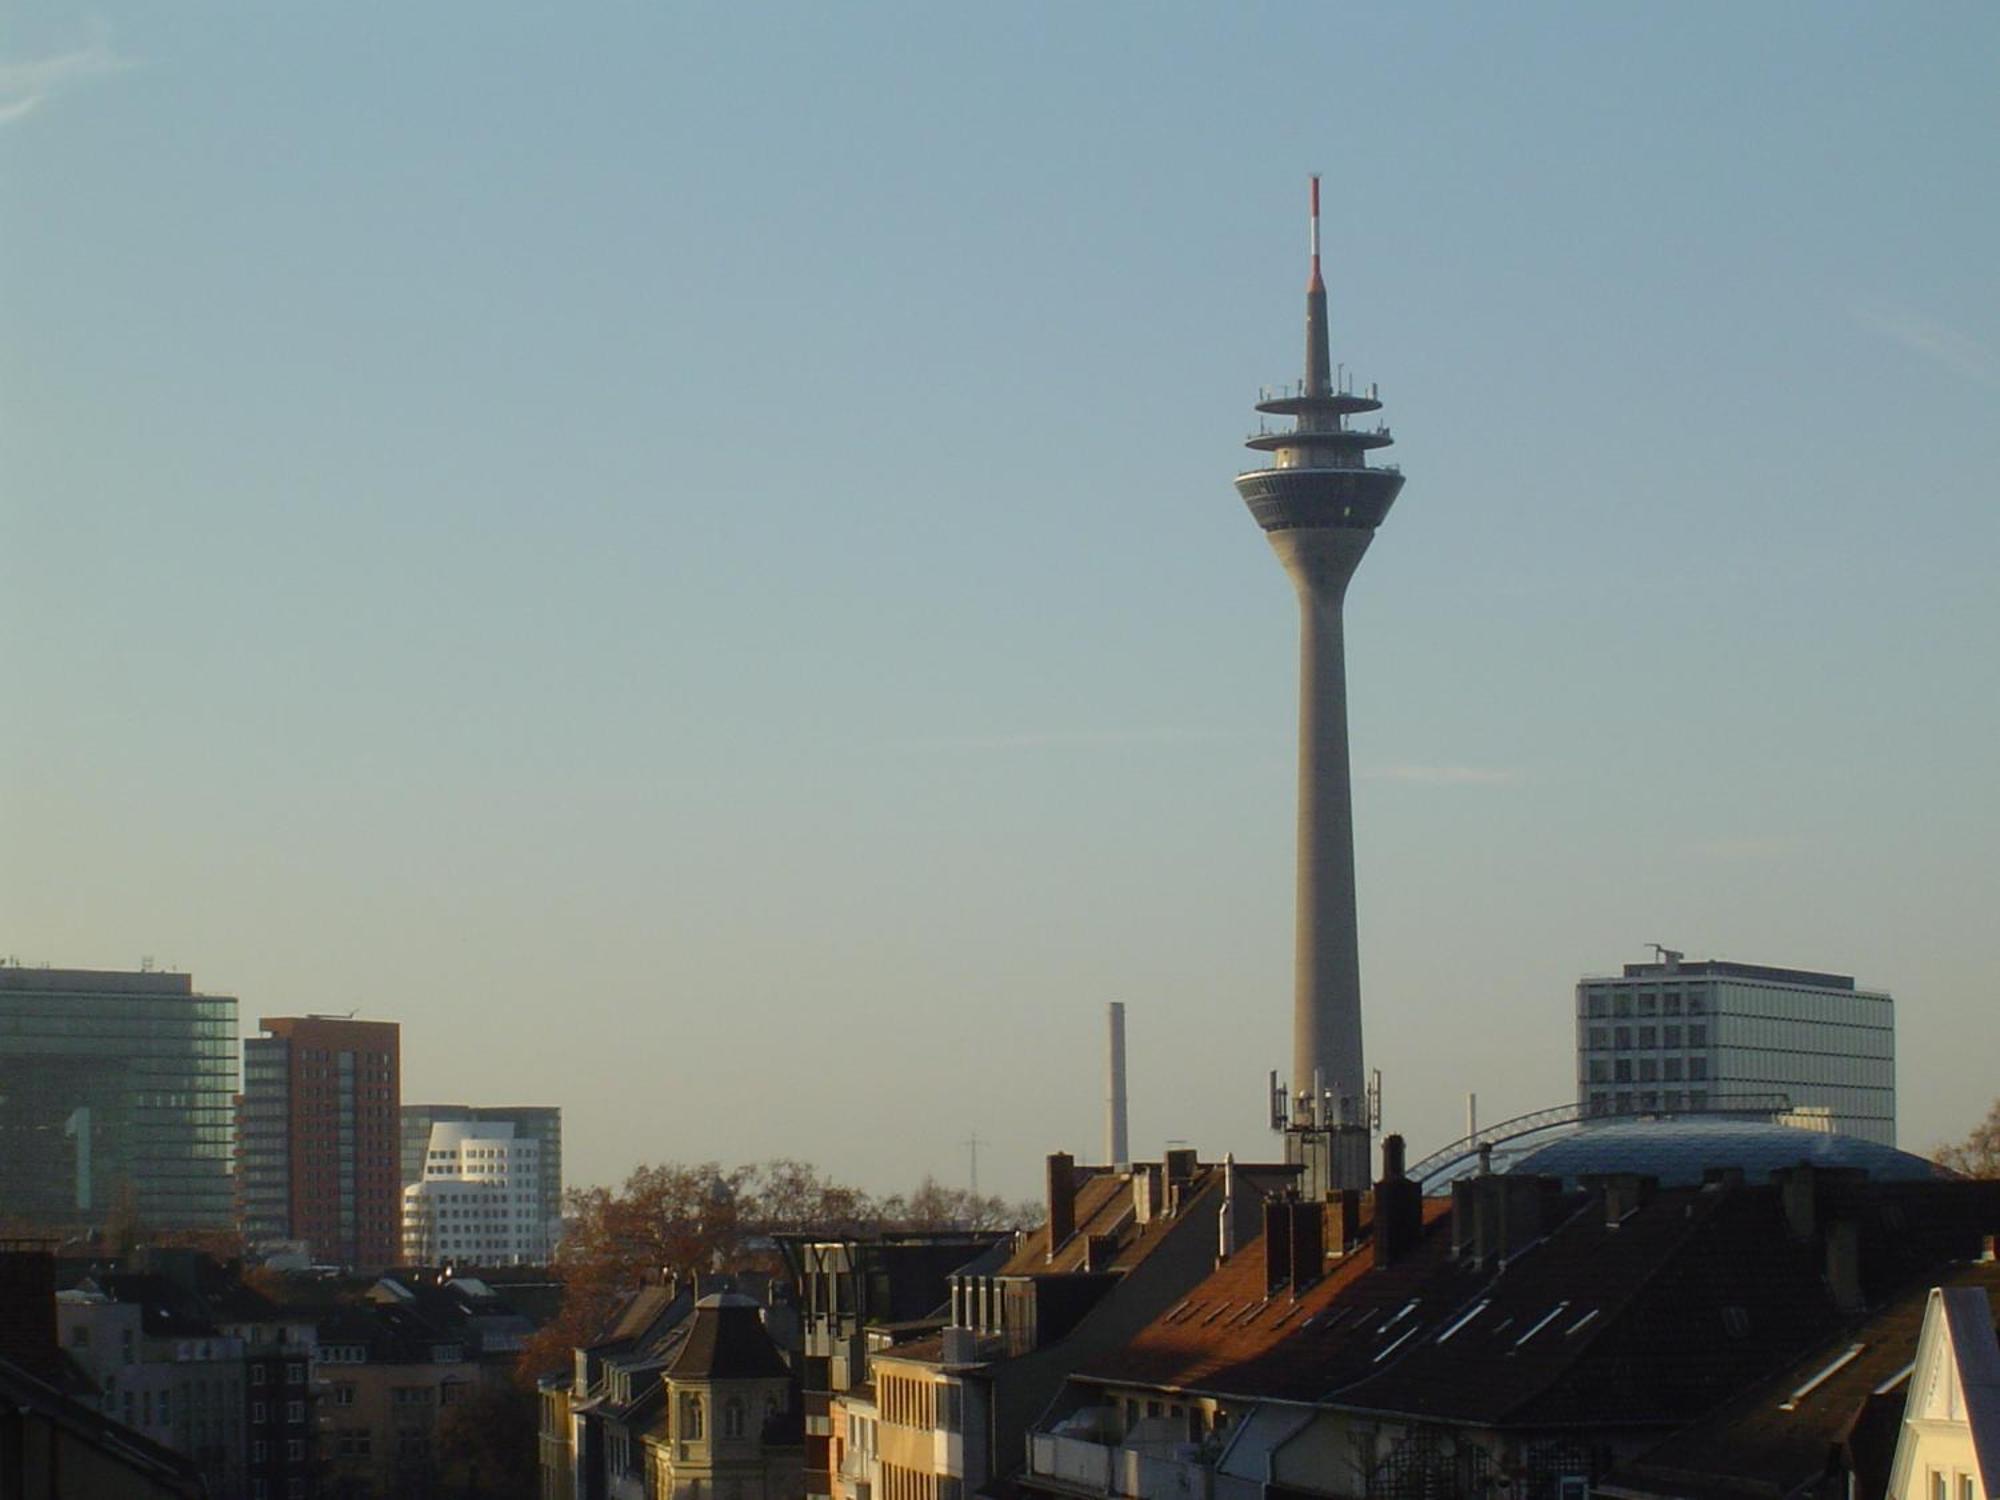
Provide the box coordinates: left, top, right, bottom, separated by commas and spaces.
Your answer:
1073, 1180, 1861, 1430
1888, 1278, 2000, 1500
996, 1164, 1294, 1280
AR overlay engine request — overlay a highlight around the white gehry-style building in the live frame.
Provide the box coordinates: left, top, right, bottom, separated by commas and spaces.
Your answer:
400, 1119, 552, 1266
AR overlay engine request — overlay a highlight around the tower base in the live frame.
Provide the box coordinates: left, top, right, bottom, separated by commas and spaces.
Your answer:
1285, 1124, 1372, 1198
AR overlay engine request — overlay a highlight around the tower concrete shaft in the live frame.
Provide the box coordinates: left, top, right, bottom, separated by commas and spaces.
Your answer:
1236, 177, 1405, 1135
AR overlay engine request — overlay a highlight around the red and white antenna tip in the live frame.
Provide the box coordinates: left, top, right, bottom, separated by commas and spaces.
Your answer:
1308, 174, 1323, 286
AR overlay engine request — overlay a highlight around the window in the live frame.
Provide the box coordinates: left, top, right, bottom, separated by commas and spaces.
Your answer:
1663, 994, 1683, 1016
1638, 1059, 1658, 1083
287, 1362, 305, 1384
1587, 1027, 1607, 1050
1638, 1026, 1656, 1049
1614, 994, 1632, 1018
1689, 1058, 1709, 1080
287, 1439, 306, 1461
333, 1384, 356, 1407
252, 1365, 268, 1385
1614, 1027, 1631, 1051
253, 1401, 268, 1423
1589, 1060, 1609, 1084
69, 1325, 89, 1348
1614, 1060, 1632, 1083
723, 1397, 746, 1438
1664, 1058, 1683, 1081
1663, 1025, 1682, 1048
254, 1441, 269, 1462
1587, 994, 1607, 1018
1638, 994, 1658, 1017
287, 1401, 304, 1423
1689, 1024, 1708, 1047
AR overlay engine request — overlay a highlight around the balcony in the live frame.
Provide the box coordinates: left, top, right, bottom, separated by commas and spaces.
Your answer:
1027, 1435, 1257, 1500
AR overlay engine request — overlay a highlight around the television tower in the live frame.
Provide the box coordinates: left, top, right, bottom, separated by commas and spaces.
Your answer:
1237, 177, 1405, 1193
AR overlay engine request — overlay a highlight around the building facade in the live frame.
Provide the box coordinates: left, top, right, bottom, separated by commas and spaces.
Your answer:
400, 1103, 562, 1251
1575, 954, 1896, 1144
0, 965, 237, 1230
402, 1119, 552, 1265
240, 1017, 402, 1268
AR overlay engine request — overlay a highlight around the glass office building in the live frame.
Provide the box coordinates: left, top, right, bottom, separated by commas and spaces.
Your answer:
1575, 955, 1896, 1145
0, 966, 238, 1229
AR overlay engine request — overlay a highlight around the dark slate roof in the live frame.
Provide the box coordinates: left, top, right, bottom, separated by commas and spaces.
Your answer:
1073, 1180, 1942, 1431
665, 1294, 791, 1381
1610, 1259, 2000, 1500
88, 1274, 217, 1338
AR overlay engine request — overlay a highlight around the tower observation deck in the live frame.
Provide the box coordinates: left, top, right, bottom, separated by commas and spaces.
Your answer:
1236, 177, 1405, 1194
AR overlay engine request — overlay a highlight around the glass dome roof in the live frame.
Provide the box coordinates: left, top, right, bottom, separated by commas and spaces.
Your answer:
1489, 1117, 1949, 1190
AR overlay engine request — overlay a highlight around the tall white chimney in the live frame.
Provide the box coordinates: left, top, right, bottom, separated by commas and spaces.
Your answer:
1106, 1002, 1130, 1168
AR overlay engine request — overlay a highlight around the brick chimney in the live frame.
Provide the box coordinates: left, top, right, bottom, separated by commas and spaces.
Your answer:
1263, 1197, 1294, 1296
1287, 1196, 1326, 1294
1372, 1135, 1424, 1270
1331, 1189, 1362, 1256
1046, 1152, 1077, 1256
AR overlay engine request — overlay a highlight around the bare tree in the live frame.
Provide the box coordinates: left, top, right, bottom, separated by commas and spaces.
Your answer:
1935, 1098, 2000, 1179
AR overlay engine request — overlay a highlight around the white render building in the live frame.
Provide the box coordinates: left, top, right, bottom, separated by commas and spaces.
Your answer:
1575, 952, 1896, 1145
400, 1119, 552, 1265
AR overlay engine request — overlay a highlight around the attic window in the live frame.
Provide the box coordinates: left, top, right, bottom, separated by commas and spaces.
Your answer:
1779, 1344, 1866, 1410
1513, 1301, 1571, 1348
1435, 1301, 1491, 1345
1377, 1300, 1421, 1334
1872, 1361, 1915, 1396
1373, 1325, 1421, 1363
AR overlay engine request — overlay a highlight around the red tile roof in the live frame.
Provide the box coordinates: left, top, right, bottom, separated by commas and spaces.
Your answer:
1071, 1181, 1876, 1430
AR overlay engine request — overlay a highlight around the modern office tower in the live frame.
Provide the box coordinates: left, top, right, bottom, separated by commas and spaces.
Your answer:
0, 965, 237, 1230
400, 1119, 551, 1264
239, 1016, 401, 1267
1575, 952, 1896, 1145
399, 1103, 562, 1248
1236, 179, 1405, 1192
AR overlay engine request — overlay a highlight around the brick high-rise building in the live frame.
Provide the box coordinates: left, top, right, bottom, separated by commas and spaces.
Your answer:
239, 1017, 401, 1268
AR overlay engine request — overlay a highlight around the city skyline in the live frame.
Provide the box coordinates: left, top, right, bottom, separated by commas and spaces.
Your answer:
4, 5, 1997, 1203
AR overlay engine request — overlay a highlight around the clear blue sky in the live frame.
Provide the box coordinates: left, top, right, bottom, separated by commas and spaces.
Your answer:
5, 3, 1996, 1201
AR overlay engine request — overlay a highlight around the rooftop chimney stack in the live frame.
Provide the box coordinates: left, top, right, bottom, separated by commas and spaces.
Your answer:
1045, 1152, 1076, 1257
1106, 1002, 1130, 1170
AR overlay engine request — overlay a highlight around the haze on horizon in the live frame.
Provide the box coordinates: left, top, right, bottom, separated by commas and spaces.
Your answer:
4, 3, 1996, 1205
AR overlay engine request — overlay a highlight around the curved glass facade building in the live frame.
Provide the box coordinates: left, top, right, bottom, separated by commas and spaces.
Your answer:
0, 965, 238, 1229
